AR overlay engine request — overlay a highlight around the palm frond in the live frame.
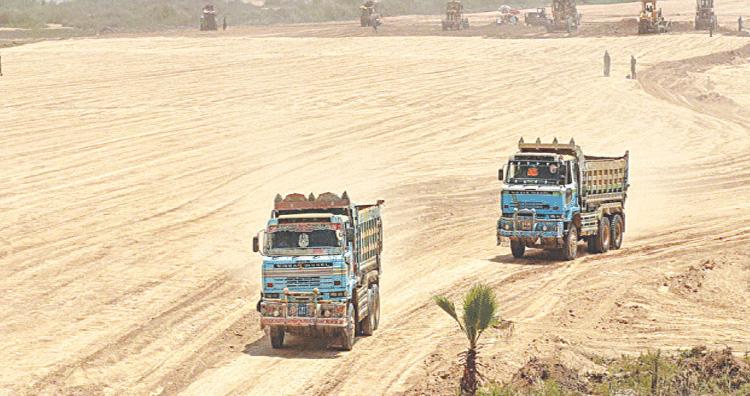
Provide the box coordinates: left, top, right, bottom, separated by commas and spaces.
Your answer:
433, 295, 465, 332
462, 283, 498, 347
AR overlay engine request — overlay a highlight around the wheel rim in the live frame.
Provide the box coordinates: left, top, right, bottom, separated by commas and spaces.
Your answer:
602, 224, 610, 248
615, 222, 623, 246
347, 309, 355, 344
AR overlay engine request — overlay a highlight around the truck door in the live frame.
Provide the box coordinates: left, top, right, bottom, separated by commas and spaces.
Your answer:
570, 161, 581, 207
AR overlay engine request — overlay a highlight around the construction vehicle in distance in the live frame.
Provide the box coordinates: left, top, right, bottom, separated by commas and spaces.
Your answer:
442, 0, 470, 31
254, 192, 384, 350
638, 0, 671, 34
695, 0, 718, 30
497, 5, 520, 25
525, 8, 549, 27
546, 0, 582, 33
200, 5, 217, 31
497, 138, 630, 261
360, 1, 382, 28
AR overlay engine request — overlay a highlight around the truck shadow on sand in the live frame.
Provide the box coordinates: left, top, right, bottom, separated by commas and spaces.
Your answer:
242, 334, 345, 359
489, 245, 590, 264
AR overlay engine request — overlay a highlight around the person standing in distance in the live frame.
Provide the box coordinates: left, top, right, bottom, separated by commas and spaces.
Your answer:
630, 55, 637, 80
603, 50, 611, 77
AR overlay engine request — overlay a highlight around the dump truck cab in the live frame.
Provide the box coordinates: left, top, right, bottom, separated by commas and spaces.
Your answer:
254, 192, 383, 350
497, 138, 629, 260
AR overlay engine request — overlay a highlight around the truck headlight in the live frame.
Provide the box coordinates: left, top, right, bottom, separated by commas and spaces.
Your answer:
273, 310, 280, 317
542, 225, 548, 231
504, 224, 510, 230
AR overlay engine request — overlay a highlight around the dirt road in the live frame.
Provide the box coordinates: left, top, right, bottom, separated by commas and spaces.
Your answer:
1, 1, 750, 395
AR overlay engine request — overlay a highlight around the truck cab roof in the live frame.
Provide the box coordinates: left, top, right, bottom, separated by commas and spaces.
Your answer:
277, 213, 348, 222
511, 152, 577, 161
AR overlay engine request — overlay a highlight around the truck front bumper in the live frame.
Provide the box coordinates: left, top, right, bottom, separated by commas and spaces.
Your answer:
259, 301, 348, 327
497, 212, 564, 247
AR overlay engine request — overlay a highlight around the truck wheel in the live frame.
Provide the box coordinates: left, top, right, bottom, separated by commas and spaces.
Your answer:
510, 239, 525, 258
371, 284, 380, 331
611, 214, 624, 250
360, 287, 375, 336
562, 227, 578, 260
270, 326, 285, 349
360, 285, 380, 335
593, 217, 611, 253
340, 303, 356, 351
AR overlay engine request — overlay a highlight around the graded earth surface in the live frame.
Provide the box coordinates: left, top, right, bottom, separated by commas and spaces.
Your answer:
1, 0, 750, 394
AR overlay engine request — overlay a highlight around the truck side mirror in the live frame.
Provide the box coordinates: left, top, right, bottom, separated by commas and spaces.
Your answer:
498, 168, 504, 181
346, 229, 355, 243
252, 236, 260, 253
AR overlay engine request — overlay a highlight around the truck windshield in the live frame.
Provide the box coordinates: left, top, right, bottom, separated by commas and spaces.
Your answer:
506, 161, 565, 185
266, 224, 343, 254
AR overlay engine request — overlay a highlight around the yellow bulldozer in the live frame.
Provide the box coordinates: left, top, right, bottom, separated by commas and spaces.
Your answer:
638, 0, 671, 34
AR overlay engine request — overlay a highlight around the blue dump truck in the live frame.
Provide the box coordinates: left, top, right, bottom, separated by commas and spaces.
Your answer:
497, 138, 629, 260
253, 192, 384, 350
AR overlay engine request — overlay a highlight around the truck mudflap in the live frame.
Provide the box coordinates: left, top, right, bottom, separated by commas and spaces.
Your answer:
259, 301, 348, 327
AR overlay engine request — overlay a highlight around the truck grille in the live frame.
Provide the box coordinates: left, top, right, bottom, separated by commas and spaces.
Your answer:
517, 202, 548, 210
285, 276, 321, 288
518, 217, 534, 231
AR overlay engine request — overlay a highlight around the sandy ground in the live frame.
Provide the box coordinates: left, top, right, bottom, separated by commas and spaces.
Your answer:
1, 0, 750, 395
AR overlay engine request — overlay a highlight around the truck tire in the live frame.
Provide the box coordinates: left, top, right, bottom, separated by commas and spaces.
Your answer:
592, 217, 611, 253
610, 214, 624, 250
562, 227, 578, 261
510, 239, 525, 258
360, 288, 374, 336
360, 285, 380, 335
270, 326, 285, 349
340, 303, 356, 351
371, 284, 380, 331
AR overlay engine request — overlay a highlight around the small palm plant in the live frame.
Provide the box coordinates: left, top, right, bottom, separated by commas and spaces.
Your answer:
434, 283, 513, 396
